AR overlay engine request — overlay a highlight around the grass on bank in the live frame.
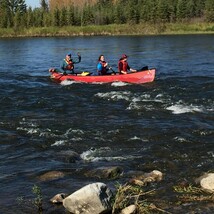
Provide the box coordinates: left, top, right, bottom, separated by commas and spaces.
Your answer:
111, 182, 214, 213
0, 22, 214, 37
16, 182, 214, 213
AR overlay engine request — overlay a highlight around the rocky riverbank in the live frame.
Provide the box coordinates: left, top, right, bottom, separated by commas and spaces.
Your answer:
46, 168, 214, 214
29, 147, 214, 214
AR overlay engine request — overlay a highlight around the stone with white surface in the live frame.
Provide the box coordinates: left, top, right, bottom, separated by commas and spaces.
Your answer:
63, 182, 112, 214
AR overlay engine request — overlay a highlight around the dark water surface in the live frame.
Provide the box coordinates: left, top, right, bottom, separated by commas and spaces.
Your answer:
0, 35, 213, 213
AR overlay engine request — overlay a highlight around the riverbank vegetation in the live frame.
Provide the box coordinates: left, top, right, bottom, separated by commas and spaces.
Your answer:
0, 22, 214, 37
18, 181, 214, 213
0, 0, 214, 37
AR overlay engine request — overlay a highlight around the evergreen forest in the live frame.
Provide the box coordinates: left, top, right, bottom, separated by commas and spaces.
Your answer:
0, 0, 213, 34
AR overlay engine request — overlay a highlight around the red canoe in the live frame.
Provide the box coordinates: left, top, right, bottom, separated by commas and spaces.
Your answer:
49, 68, 156, 84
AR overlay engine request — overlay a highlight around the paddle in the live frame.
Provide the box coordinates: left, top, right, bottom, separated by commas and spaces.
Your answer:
109, 65, 148, 74
108, 66, 117, 75
105, 64, 117, 75
78, 71, 91, 76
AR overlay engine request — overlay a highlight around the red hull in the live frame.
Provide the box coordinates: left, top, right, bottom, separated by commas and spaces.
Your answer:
49, 69, 156, 84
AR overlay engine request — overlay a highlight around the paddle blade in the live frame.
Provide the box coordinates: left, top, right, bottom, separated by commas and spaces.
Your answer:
80, 72, 90, 76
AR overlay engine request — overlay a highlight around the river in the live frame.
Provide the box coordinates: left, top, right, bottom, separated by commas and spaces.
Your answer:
0, 35, 213, 213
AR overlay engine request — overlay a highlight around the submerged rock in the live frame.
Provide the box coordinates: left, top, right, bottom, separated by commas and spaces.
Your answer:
38, 171, 65, 181
57, 150, 81, 163
85, 166, 123, 179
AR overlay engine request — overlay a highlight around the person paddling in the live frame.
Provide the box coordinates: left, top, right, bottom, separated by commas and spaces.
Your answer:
96, 55, 111, 75
60, 52, 81, 75
118, 54, 136, 74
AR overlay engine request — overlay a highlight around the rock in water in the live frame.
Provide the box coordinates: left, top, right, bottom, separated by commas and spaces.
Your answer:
63, 182, 112, 214
196, 173, 214, 193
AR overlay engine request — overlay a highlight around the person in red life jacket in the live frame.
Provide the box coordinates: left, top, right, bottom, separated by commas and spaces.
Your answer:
118, 54, 137, 74
60, 52, 81, 75
96, 55, 111, 75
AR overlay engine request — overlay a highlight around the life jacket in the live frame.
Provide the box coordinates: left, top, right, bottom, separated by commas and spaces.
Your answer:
98, 61, 107, 75
65, 59, 74, 70
118, 59, 128, 74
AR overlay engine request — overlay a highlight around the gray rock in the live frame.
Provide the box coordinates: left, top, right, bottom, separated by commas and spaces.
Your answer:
196, 173, 214, 193
50, 193, 68, 204
129, 170, 163, 186
63, 182, 112, 214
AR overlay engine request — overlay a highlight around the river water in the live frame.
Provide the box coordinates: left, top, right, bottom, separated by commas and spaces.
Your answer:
0, 35, 213, 213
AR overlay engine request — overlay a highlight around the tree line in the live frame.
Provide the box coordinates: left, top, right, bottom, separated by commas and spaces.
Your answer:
0, 0, 213, 29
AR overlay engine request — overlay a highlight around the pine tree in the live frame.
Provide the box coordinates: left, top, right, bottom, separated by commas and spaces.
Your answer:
114, 0, 127, 24
194, 0, 206, 17
52, 7, 60, 27
157, 0, 171, 22
40, 0, 48, 12
26, 7, 34, 28
33, 8, 43, 27
67, 5, 75, 26
14, 8, 22, 29
186, 0, 195, 18
177, 0, 188, 20
140, 0, 158, 23
81, 4, 95, 26
7, 0, 27, 14
127, 0, 140, 24
0, 7, 8, 27
60, 7, 67, 26
0, 0, 27, 27
205, 0, 214, 22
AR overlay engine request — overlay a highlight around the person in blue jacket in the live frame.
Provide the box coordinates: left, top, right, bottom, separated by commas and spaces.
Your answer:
97, 55, 112, 75
60, 52, 81, 75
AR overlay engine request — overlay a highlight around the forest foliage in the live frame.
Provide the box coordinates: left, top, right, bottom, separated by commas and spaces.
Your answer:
0, 0, 214, 29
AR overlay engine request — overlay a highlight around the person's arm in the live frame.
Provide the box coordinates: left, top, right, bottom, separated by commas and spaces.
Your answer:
128, 63, 137, 72
72, 53, 81, 64
130, 68, 137, 72
103, 62, 108, 68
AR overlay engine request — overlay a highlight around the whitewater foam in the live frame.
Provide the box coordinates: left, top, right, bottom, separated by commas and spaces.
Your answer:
95, 91, 132, 101
111, 82, 129, 87
51, 140, 66, 147
166, 104, 203, 114
60, 80, 76, 85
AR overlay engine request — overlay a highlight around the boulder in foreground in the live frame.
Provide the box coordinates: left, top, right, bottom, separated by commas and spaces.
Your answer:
63, 182, 112, 214
196, 173, 214, 193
